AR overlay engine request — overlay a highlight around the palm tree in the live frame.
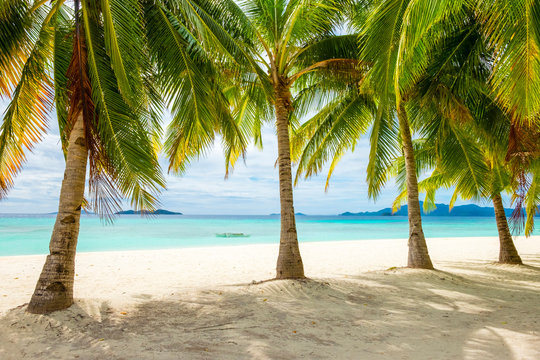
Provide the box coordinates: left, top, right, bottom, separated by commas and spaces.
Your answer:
295, 0, 539, 268
396, 116, 526, 265
391, 9, 535, 265
335, 0, 437, 268
374, 0, 540, 266
475, 1, 540, 239
162, 0, 361, 278
0, 0, 165, 314
294, 0, 440, 269
296, 0, 540, 269
392, 109, 526, 265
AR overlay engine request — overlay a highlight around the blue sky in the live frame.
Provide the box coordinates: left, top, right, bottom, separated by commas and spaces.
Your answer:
0, 100, 480, 215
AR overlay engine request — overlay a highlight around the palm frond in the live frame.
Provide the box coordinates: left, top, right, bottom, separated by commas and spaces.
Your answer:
0, 0, 38, 95
477, 0, 540, 126
100, 0, 146, 103
82, 0, 165, 215
293, 89, 375, 188
395, 0, 473, 99
366, 108, 399, 199
293, 34, 359, 69
53, 3, 74, 154
0, 8, 55, 198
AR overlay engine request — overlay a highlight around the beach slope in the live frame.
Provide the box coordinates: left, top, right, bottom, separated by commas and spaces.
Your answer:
1, 236, 539, 359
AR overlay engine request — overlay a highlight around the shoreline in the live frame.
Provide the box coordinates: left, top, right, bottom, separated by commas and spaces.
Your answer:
1, 235, 539, 359
1, 235, 539, 311
1, 235, 538, 258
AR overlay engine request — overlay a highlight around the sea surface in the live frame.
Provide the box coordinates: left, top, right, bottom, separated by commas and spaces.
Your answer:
0, 214, 537, 256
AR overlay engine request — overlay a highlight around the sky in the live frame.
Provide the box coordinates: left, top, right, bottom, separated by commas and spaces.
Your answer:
0, 100, 479, 215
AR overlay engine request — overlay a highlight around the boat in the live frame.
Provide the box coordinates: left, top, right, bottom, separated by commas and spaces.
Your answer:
216, 233, 251, 238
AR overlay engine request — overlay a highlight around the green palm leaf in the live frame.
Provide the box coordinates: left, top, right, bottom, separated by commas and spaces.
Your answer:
477, 0, 540, 126
293, 89, 375, 188
82, 0, 165, 214
0, 4, 55, 198
0, 0, 39, 95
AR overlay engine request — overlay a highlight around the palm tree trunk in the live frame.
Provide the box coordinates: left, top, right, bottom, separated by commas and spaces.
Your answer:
274, 82, 305, 279
492, 193, 522, 264
27, 113, 88, 314
398, 104, 434, 269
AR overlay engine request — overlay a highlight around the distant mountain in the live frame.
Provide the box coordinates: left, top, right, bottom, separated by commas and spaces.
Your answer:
115, 209, 182, 215
340, 203, 519, 217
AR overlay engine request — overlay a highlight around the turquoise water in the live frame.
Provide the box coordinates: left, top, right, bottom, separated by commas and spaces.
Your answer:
0, 214, 536, 256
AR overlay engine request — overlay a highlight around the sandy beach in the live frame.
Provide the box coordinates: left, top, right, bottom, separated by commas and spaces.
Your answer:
1, 236, 539, 359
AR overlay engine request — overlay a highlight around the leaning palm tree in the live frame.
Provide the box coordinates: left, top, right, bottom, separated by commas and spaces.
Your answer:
395, 115, 529, 265
371, 0, 539, 266
425, 108, 526, 266
0, 0, 165, 314
294, 0, 440, 269
355, 0, 448, 269
392, 8, 538, 265
393, 110, 526, 265
295, 0, 532, 269
163, 0, 360, 279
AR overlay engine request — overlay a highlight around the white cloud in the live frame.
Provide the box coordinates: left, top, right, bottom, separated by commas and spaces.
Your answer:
0, 101, 487, 215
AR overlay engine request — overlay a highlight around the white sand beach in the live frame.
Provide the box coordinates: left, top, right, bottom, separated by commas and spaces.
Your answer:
1, 236, 539, 359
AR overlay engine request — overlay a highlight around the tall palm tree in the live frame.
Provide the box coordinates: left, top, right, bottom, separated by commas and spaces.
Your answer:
307, 0, 439, 269
392, 9, 538, 265
393, 111, 526, 265
395, 116, 527, 265
475, 1, 540, 233
294, 0, 441, 269
375, 0, 540, 266
0, 0, 165, 314
295, 0, 537, 269
163, 0, 360, 279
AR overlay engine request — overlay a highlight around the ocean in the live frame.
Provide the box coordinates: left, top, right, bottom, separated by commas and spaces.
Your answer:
0, 214, 536, 256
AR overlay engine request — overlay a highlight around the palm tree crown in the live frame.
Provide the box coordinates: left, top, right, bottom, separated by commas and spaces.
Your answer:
0, 0, 165, 214
163, 0, 362, 278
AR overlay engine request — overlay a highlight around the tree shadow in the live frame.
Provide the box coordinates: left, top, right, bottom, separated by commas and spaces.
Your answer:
1, 258, 539, 359
0, 301, 122, 359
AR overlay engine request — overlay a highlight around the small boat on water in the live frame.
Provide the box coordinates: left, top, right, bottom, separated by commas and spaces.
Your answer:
216, 233, 251, 238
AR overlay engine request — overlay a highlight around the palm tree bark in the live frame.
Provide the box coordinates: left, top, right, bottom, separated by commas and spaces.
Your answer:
492, 193, 522, 264
274, 82, 305, 279
398, 104, 434, 269
27, 113, 88, 314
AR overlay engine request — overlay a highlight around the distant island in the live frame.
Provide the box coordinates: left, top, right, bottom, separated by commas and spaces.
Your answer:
340, 203, 517, 217
115, 209, 182, 215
